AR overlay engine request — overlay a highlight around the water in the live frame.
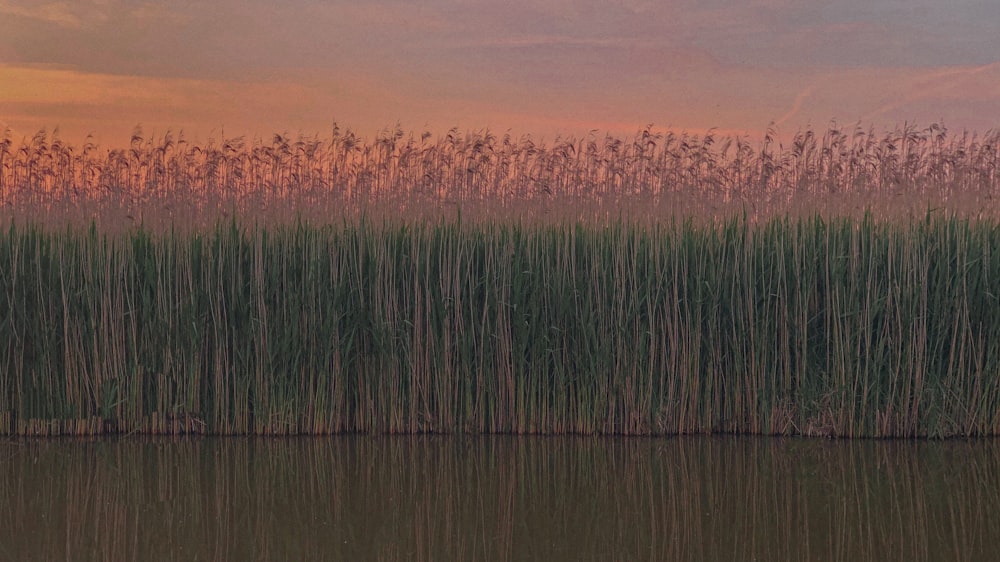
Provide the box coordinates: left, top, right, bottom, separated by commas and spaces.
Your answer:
1, 436, 997, 561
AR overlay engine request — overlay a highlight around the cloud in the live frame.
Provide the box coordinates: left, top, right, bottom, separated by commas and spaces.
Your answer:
0, 0, 110, 29
1, 1, 998, 144
775, 76, 832, 128
0, 64, 367, 142
862, 62, 1000, 122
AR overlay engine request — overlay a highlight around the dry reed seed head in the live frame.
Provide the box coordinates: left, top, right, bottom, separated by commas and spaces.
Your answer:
2, 123, 1000, 231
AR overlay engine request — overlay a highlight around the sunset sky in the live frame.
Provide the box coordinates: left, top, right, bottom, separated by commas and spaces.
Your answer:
1, 0, 999, 146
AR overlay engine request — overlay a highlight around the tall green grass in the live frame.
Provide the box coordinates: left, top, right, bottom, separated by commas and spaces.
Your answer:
3, 213, 1000, 437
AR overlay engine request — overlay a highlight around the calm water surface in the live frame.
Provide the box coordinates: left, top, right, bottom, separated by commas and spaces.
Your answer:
1, 436, 998, 561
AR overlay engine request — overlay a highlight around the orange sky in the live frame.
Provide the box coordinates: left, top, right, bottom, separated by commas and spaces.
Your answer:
2, 1, 999, 146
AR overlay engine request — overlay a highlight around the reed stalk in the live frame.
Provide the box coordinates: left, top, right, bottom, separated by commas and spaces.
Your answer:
3, 213, 1000, 437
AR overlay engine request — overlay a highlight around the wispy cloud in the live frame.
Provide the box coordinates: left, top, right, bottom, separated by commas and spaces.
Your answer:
775, 78, 826, 128
0, 64, 375, 142
863, 62, 1000, 122
0, 0, 110, 29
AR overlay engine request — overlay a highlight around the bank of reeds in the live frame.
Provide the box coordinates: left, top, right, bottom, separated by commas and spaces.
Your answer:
2, 122, 999, 227
3, 213, 1000, 437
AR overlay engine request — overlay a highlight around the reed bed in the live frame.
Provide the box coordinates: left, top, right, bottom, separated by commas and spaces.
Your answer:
2, 122, 999, 227
3, 213, 1000, 437
3, 121, 1000, 437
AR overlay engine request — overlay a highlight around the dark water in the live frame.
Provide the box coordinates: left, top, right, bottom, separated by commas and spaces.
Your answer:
1, 436, 998, 561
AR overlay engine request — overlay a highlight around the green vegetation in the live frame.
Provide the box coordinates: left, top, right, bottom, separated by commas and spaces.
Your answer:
3, 214, 1000, 437
1, 122, 999, 437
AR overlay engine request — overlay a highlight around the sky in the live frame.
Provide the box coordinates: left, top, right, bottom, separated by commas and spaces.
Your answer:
1, 0, 999, 146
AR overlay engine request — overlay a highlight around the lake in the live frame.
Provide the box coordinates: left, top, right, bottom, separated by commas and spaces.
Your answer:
1, 436, 997, 561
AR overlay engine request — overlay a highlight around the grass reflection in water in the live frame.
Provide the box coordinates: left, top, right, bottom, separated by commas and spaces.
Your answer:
0, 436, 998, 561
